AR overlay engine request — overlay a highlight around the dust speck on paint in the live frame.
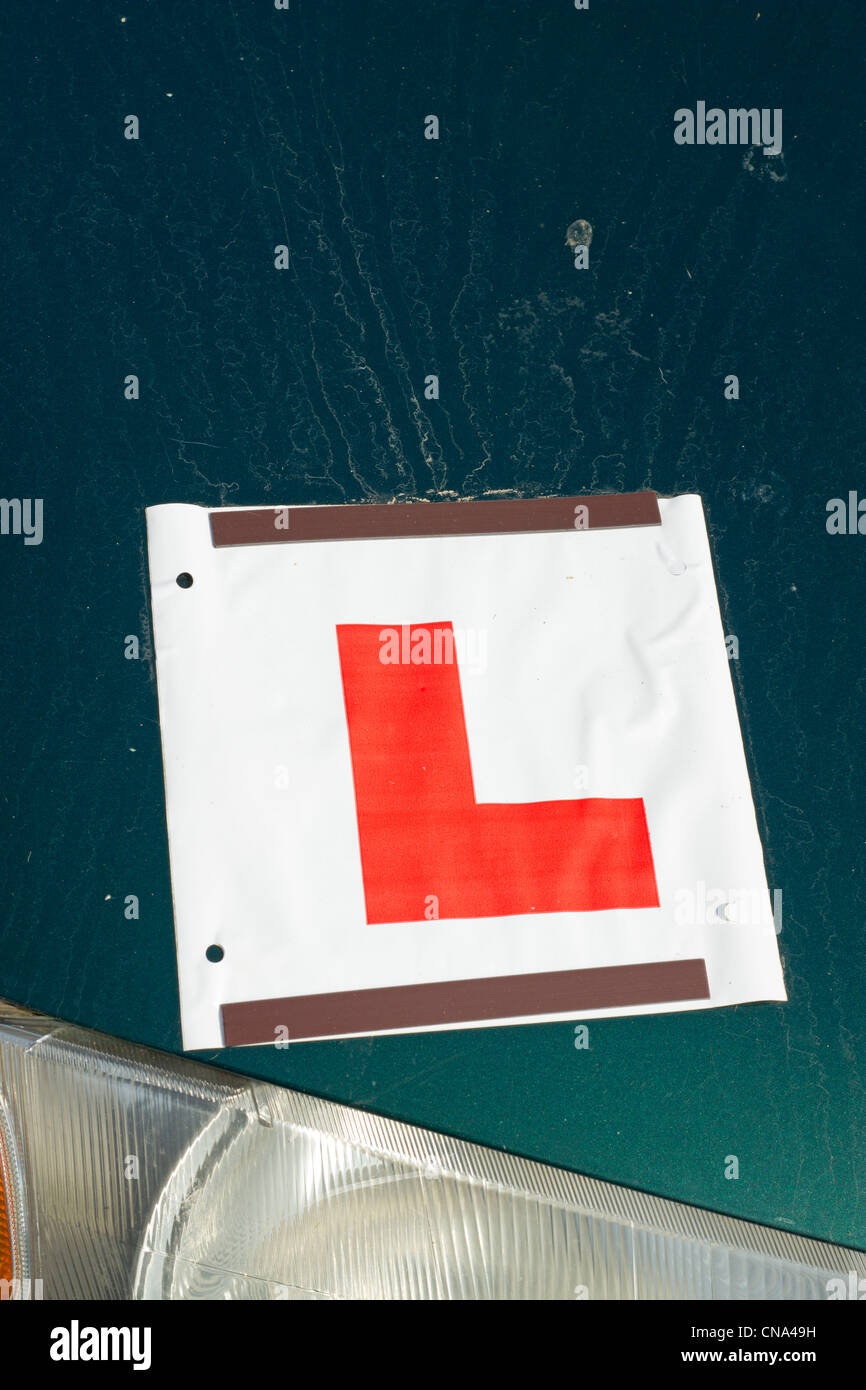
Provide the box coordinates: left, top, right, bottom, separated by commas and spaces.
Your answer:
565, 218, 593, 249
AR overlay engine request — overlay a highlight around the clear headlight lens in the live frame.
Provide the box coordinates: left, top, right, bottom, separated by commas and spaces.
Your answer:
0, 998, 862, 1300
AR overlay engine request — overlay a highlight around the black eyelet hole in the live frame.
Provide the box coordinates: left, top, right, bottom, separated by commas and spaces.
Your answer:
206, 944, 224, 963
176, 572, 194, 589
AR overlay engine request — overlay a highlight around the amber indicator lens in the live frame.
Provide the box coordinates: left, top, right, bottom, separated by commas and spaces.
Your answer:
0, 1140, 13, 1282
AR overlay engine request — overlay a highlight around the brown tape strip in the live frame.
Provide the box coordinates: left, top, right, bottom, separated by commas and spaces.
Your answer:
209, 491, 661, 547
220, 957, 709, 1046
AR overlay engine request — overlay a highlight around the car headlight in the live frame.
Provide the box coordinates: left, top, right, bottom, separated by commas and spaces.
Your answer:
0, 999, 861, 1300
